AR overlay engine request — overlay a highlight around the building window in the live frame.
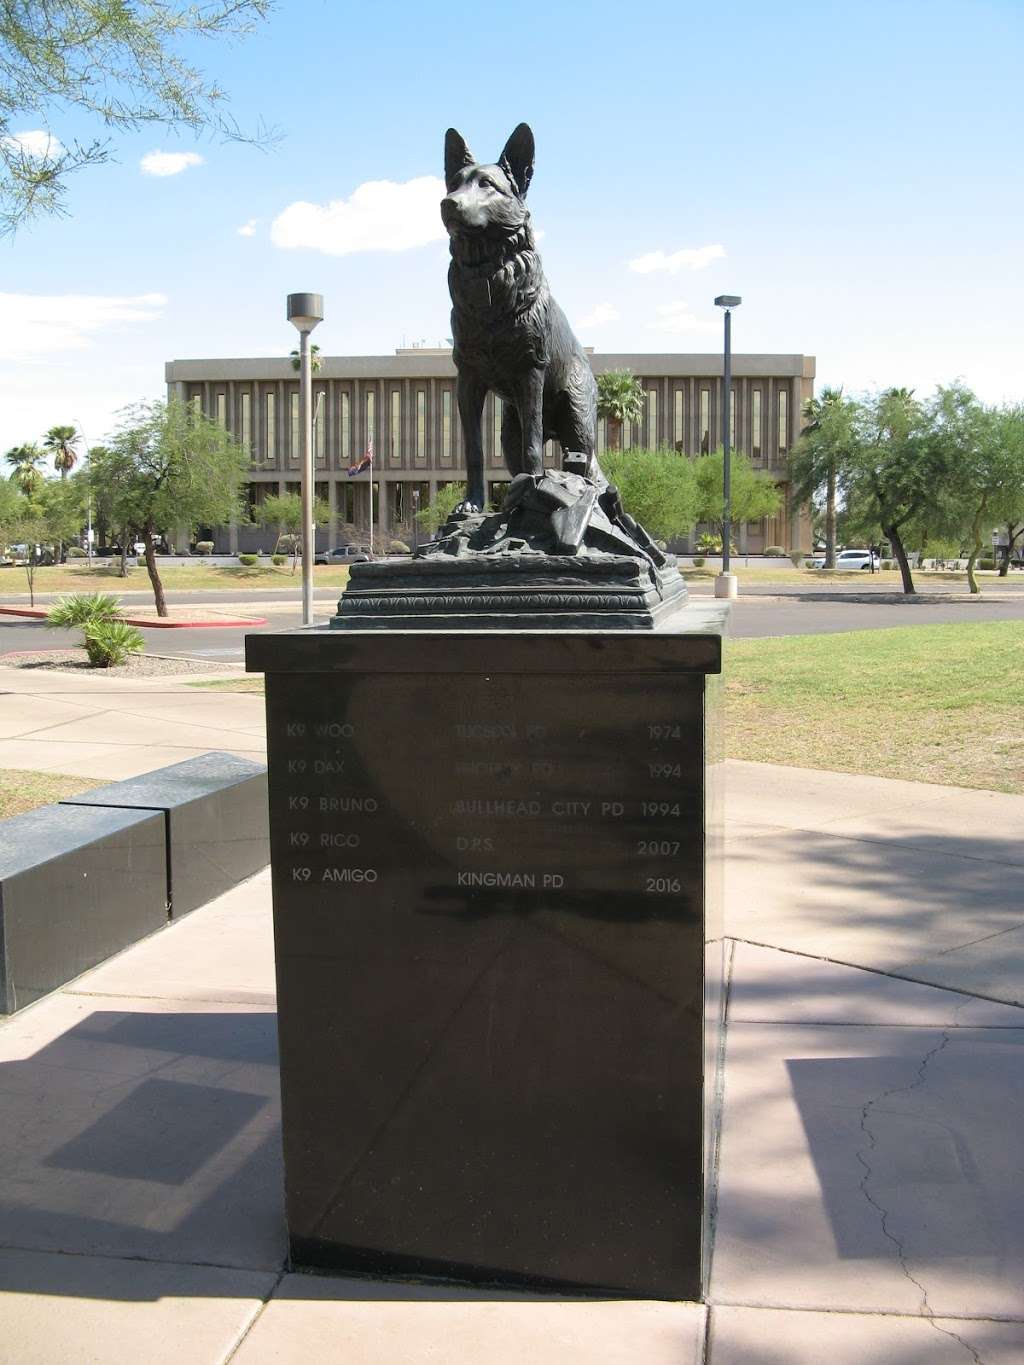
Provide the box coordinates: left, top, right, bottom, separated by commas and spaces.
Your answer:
366, 391, 376, 451
751, 390, 762, 458
240, 391, 252, 456
390, 390, 401, 462
730, 389, 736, 446
265, 392, 276, 462
647, 388, 658, 447
216, 392, 226, 428
314, 391, 326, 463
778, 389, 789, 455
700, 389, 710, 452
339, 482, 356, 523
416, 390, 426, 462
290, 392, 299, 461
674, 389, 684, 447
492, 395, 502, 464
390, 482, 407, 525
340, 391, 351, 461
441, 390, 452, 464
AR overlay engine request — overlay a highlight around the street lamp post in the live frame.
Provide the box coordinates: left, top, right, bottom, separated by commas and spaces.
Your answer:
714, 294, 741, 601
287, 292, 324, 627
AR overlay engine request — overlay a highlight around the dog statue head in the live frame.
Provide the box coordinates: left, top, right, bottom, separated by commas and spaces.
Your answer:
440, 124, 534, 238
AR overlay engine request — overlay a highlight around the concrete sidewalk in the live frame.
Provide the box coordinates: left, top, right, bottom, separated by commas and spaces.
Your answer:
0, 753, 1021, 1361
0, 663, 263, 780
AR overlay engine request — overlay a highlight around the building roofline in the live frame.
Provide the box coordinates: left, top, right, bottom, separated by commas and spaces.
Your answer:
166, 352, 815, 382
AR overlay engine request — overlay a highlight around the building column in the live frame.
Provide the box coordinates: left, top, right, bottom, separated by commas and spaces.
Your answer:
328, 479, 338, 550
377, 476, 388, 544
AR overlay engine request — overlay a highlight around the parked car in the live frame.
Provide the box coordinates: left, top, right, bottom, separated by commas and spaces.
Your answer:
805, 553, 825, 569
835, 548, 880, 570
314, 545, 373, 565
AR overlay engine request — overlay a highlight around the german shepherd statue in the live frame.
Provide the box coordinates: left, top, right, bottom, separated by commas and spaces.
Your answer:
441, 123, 599, 512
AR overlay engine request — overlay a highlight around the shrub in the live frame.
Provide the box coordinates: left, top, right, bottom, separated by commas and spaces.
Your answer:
46, 593, 120, 629
789, 551, 804, 567
691, 556, 705, 567
696, 533, 722, 554
977, 558, 996, 571
764, 545, 786, 557
388, 540, 411, 554
65, 546, 87, 558
271, 554, 287, 566
238, 553, 260, 567
83, 620, 145, 668
881, 558, 894, 570
194, 541, 214, 556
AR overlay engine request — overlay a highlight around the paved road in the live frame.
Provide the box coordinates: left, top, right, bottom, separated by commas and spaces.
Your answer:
4, 588, 1024, 662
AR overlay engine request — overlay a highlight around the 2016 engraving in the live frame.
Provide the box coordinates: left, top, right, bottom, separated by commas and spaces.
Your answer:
645, 876, 681, 894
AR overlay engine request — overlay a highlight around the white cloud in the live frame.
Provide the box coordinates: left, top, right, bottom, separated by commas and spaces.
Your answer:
577, 302, 619, 329
628, 244, 726, 275
0, 292, 167, 361
649, 301, 716, 334
140, 150, 204, 177
237, 218, 258, 237
271, 176, 447, 256
1, 130, 64, 160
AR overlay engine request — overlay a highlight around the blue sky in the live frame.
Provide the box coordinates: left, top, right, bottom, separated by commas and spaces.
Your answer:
2, 0, 1022, 452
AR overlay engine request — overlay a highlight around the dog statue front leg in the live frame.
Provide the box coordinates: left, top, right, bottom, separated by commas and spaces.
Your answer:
519, 368, 546, 477
456, 373, 488, 511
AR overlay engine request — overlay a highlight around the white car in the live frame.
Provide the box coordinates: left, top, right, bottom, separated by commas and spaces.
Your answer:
835, 548, 880, 570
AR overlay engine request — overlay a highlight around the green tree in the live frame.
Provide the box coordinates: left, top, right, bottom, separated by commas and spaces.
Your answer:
5, 442, 45, 495
924, 389, 1024, 594
0, 1, 274, 235
43, 425, 79, 478
290, 344, 322, 373
596, 370, 645, 451
791, 387, 853, 568
841, 388, 948, 594
692, 448, 783, 541
35, 474, 87, 561
415, 482, 468, 535
599, 448, 697, 542
92, 398, 249, 615
256, 491, 330, 570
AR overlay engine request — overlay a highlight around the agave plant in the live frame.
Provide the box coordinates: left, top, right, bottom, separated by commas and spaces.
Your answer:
83, 620, 145, 668
45, 593, 120, 629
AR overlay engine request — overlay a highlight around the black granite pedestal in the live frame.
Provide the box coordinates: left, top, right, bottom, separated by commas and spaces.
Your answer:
246, 607, 727, 1301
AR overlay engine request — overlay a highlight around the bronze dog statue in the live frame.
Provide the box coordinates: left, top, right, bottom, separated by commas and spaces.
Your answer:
441, 123, 598, 512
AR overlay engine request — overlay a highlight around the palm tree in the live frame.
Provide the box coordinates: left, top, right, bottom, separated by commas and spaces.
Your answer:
43, 424, 79, 479
5, 442, 45, 496
290, 344, 322, 373
596, 369, 645, 450
801, 386, 847, 568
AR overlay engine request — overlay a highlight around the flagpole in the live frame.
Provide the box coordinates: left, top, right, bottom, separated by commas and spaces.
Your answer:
368, 461, 374, 557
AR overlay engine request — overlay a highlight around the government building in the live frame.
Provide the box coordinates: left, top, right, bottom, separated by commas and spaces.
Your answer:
165, 349, 815, 554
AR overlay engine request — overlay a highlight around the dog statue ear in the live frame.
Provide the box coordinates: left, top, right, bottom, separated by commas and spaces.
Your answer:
498, 123, 535, 197
444, 128, 476, 190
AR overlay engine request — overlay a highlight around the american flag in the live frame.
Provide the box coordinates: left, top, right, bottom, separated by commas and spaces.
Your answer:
346, 437, 373, 477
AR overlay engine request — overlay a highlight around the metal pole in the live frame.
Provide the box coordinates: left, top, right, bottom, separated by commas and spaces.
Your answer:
368, 466, 374, 557
299, 329, 314, 626
722, 307, 732, 576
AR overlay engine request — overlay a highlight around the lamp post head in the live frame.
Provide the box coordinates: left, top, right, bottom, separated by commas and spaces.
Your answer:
287, 292, 324, 333
714, 294, 742, 310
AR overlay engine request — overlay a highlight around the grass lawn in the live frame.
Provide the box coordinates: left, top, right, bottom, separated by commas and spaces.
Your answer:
0, 562, 352, 596
188, 676, 266, 693
726, 620, 1024, 793
0, 768, 102, 819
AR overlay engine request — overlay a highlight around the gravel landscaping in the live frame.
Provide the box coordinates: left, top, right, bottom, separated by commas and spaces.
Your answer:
0, 649, 241, 678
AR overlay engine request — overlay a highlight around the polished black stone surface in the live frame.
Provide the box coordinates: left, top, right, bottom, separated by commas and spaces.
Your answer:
62, 752, 269, 919
249, 612, 726, 1300
0, 805, 167, 1013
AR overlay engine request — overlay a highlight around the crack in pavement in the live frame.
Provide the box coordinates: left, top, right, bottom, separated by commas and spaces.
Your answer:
855, 1007, 986, 1364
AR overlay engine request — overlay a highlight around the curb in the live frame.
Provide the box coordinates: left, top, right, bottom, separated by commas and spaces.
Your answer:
0, 606, 266, 629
